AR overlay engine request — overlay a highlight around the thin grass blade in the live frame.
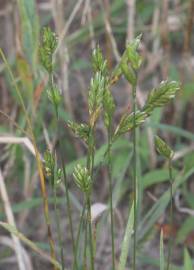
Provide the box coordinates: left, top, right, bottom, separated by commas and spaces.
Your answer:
118, 201, 134, 270
184, 248, 193, 270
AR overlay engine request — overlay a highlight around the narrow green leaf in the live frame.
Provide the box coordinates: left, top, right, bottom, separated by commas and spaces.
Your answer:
17, 0, 39, 68
118, 202, 134, 270
148, 122, 194, 142
142, 169, 177, 188
184, 248, 193, 270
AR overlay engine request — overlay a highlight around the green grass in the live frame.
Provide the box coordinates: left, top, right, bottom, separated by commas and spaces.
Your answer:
0, 1, 194, 270
0, 27, 180, 270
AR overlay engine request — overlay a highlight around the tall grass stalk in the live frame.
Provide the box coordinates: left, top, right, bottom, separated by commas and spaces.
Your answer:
107, 128, 115, 270
166, 158, 173, 270
132, 83, 137, 270
40, 26, 77, 268
47, 70, 65, 269
59, 145, 77, 263
73, 203, 86, 269
53, 181, 65, 270
83, 218, 88, 268
87, 195, 95, 270
118, 202, 134, 270
155, 136, 175, 270
86, 128, 95, 270
49, 75, 77, 268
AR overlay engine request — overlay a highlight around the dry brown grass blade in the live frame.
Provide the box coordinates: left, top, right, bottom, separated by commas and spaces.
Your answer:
0, 136, 36, 156
0, 236, 33, 270
55, 0, 84, 52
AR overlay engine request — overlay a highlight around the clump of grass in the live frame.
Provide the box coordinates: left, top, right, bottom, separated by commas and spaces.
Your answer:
0, 27, 180, 270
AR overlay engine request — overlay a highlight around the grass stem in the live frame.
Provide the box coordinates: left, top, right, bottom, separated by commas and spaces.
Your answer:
87, 196, 95, 270
107, 130, 115, 270
49, 71, 77, 269
73, 203, 86, 270
54, 184, 65, 270
83, 217, 88, 268
86, 127, 95, 270
132, 83, 137, 270
166, 159, 173, 270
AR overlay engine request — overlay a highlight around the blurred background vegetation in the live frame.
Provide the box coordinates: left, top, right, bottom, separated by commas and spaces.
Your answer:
0, 0, 194, 269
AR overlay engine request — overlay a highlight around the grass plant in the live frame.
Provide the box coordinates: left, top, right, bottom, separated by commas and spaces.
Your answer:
0, 25, 184, 270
